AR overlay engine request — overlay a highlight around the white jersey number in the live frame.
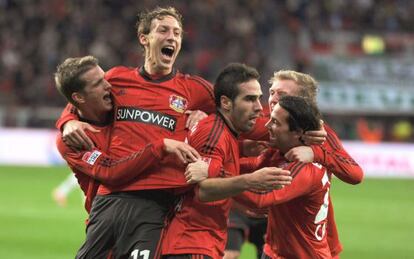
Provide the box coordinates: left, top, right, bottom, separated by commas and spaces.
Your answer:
314, 171, 330, 241
130, 249, 150, 259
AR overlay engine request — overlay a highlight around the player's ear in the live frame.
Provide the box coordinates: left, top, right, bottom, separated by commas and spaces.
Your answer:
220, 96, 232, 111
72, 92, 85, 105
139, 33, 149, 46
295, 129, 305, 143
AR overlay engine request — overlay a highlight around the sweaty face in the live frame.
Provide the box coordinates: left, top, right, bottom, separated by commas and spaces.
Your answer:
141, 15, 182, 75
79, 66, 113, 116
265, 104, 299, 153
268, 79, 301, 111
230, 79, 263, 133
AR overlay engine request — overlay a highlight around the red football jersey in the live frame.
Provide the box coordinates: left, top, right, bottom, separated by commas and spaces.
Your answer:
56, 118, 167, 213
57, 67, 216, 192
236, 161, 332, 259
162, 112, 240, 258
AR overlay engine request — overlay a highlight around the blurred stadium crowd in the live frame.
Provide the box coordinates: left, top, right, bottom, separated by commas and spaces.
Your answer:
0, 0, 413, 142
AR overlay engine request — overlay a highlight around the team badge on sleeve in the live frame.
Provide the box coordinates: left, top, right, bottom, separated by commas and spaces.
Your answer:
82, 150, 102, 165
169, 95, 188, 113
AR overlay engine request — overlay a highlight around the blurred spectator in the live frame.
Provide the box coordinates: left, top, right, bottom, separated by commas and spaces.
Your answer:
356, 118, 384, 143
391, 120, 413, 142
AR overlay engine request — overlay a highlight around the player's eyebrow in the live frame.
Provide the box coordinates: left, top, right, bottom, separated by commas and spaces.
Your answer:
91, 77, 104, 86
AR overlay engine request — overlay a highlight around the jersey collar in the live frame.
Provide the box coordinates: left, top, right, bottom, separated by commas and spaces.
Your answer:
138, 66, 177, 83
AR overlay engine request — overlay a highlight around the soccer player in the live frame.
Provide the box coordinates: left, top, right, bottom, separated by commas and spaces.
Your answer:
161, 63, 292, 259
267, 70, 363, 258
54, 55, 200, 258
234, 95, 333, 258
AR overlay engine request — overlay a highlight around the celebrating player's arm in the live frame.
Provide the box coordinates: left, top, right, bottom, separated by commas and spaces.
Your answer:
58, 136, 200, 186
234, 162, 327, 209
184, 155, 291, 202
197, 166, 291, 202
282, 124, 363, 184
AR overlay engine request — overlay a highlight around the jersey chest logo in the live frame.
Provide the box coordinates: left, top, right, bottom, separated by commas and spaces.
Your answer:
116, 106, 177, 132
169, 95, 188, 113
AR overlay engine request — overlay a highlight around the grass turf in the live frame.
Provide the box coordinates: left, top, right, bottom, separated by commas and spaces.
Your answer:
0, 165, 413, 259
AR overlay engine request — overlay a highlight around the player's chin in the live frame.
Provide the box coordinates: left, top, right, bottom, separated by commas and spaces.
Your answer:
242, 122, 255, 132
106, 103, 114, 111
103, 101, 113, 111
268, 137, 277, 147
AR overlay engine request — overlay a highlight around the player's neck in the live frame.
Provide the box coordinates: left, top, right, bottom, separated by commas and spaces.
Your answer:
280, 141, 301, 155
217, 108, 240, 135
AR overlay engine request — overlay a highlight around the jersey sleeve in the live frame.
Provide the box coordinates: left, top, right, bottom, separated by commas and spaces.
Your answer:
55, 103, 79, 131
239, 157, 259, 174
188, 119, 227, 178
311, 124, 364, 184
239, 148, 282, 174
234, 163, 318, 208
56, 134, 165, 186
190, 128, 229, 207
186, 75, 216, 114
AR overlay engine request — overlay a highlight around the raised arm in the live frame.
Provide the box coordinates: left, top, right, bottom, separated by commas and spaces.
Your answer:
234, 163, 324, 208
311, 124, 364, 184
57, 137, 199, 186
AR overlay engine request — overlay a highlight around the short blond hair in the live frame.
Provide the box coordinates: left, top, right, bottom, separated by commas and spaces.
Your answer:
55, 56, 98, 105
269, 70, 319, 102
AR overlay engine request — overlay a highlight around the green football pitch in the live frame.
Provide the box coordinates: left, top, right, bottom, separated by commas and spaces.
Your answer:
0, 165, 413, 259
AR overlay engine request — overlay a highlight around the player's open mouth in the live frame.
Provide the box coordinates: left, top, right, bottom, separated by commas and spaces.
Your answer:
249, 115, 259, 121
103, 93, 111, 103
161, 46, 175, 59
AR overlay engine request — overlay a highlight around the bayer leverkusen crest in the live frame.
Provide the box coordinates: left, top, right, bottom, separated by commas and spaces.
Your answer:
169, 95, 188, 113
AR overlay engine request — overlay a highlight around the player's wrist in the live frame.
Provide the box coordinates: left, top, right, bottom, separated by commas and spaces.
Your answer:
243, 174, 256, 190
